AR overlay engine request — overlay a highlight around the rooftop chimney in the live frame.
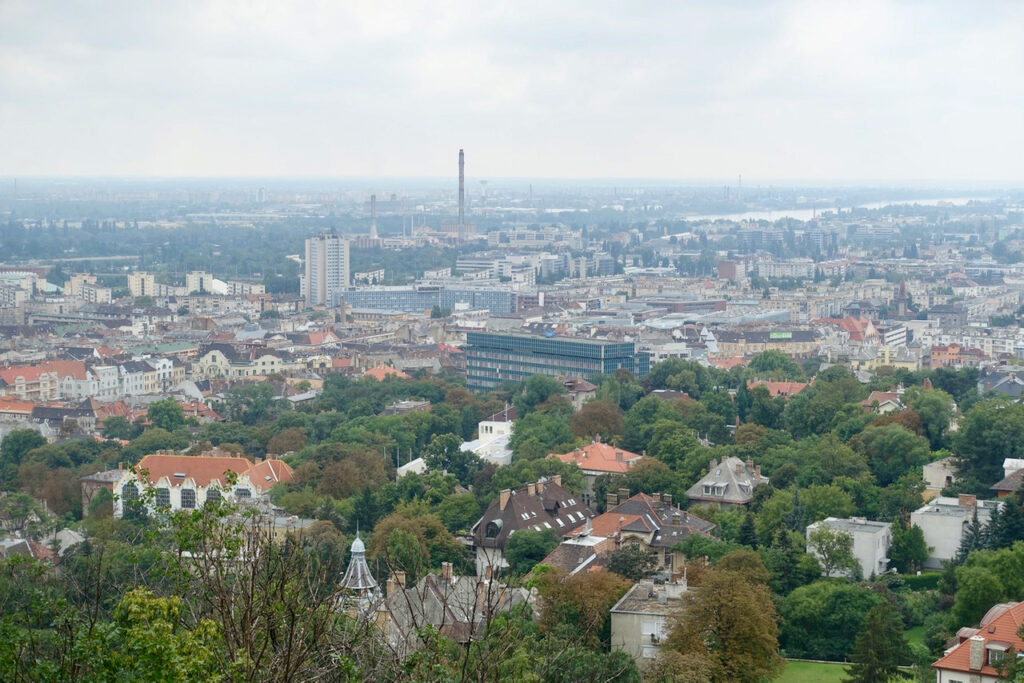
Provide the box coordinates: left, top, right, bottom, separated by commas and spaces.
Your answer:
441, 561, 453, 581
663, 493, 672, 505
959, 494, 977, 511
618, 487, 630, 501
499, 488, 511, 510
968, 635, 985, 671
607, 492, 619, 508
527, 482, 537, 496
551, 474, 561, 487
369, 194, 378, 239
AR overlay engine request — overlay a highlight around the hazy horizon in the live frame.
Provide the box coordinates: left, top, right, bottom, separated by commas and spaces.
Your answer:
2, 1, 1023, 181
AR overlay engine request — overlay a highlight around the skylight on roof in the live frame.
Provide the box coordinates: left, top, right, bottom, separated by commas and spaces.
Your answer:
173, 472, 186, 478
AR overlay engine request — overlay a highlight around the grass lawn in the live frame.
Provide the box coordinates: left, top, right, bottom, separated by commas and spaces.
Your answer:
905, 625, 926, 647
775, 660, 847, 682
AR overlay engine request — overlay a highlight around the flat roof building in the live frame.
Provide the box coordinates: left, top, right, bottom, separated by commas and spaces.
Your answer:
465, 331, 648, 391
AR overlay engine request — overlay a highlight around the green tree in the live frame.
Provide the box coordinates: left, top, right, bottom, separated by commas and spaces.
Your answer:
514, 375, 568, 416
0, 429, 46, 469
146, 398, 185, 432
738, 513, 758, 549
665, 568, 784, 683
888, 522, 930, 574
843, 602, 910, 683
807, 526, 860, 577
950, 564, 1005, 627
101, 415, 135, 440
905, 387, 955, 449
508, 411, 574, 460
570, 399, 625, 441
954, 399, 1024, 487
607, 544, 658, 580
505, 528, 560, 574
781, 581, 882, 660
987, 499, 1024, 549
850, 424, 932, 488
748, 350, 806, 381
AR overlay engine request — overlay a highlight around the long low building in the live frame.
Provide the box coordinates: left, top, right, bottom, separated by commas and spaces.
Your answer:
464, 331, 649, 391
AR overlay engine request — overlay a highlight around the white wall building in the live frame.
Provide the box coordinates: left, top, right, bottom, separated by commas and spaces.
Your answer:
304, 233, 350, 307
806, 517, 891, 578
910, 495, 1001, 569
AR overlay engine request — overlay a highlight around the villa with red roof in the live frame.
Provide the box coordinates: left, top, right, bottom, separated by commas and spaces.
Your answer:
549, 441, 645, 506
363, 365, 411, 381
112, 450, 293, 517
933, 601, 1024, 682
747, 380, 810, 398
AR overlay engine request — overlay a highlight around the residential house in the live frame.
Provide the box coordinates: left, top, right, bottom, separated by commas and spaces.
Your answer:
596, 491, 715, 575
471, 476, 592, 576
193, 343, 302, 379
990, 458, 1024, 498
977, 365, 1024, 399
80, 468, 122, 516
923, 456, 959, 494
549, 441, 645, 506
379, 562, 531, 657
910, 495, 1002, 569
860, 389, 904, 414
929, 343, 987, 370
747, 380, 809, 398
806, 517, 891, 578
610, 579, 689, 663
112, 451, 293, 518
560, 376, 597, 411
0, 364, 61, 401
685, 457, 769, 508
460, 407, 515, 467
933, 601, 1024, 683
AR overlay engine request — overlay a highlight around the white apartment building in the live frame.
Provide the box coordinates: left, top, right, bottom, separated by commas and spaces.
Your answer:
304, 233, 350, 307
127, 272, 156, 298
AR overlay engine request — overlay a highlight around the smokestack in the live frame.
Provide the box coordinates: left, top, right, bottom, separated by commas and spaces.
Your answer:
458, 149, 465, 239
369, 194, 378, 240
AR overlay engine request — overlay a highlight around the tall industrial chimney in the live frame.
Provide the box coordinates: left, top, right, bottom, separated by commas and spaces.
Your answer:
458, 149, 465, 239
369, 194, 378, 239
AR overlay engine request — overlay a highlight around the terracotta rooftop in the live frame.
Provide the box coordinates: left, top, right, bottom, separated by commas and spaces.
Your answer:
549, 442, 644, 474
748, 380, 810, 398
363, 365, 411, 381
134, 453, 253, 488
933, 601, 1024, 677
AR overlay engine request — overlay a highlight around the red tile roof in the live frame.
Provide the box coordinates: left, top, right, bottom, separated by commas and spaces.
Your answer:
0, 399, 36, 415
134, 453, 253, 488
550, 442, 644, 474
748, 380, 810, 398
933, 602, 1024, 677
363, 365, 410, 381
248, 458, 294, 493
589, 513, 648, 537
709, 356, 747, 370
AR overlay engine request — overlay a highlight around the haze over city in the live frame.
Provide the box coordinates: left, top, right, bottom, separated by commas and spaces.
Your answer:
2, 1, 1023, 181
6, 3, 1024, 682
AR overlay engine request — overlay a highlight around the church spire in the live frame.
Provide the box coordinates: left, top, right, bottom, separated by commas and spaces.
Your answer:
340, 533, 378, 592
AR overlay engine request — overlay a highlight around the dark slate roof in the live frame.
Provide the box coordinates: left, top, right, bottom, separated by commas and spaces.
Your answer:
472, 479, 593, 550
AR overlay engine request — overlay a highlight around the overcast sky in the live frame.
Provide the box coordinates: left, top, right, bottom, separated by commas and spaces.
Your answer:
1, 1, 1022, 182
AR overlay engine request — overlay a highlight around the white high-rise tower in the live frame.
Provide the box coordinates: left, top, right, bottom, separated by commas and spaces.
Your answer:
303, 232, 350, 307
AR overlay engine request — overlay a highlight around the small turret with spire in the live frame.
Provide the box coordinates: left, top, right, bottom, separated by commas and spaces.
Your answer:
340, 532, 378, 593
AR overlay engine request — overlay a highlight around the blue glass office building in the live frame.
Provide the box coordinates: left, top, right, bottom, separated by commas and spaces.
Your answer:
465, 331, 649, 391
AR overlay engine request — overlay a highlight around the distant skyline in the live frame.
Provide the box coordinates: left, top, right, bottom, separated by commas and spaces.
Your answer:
2, 1, 1022, 182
